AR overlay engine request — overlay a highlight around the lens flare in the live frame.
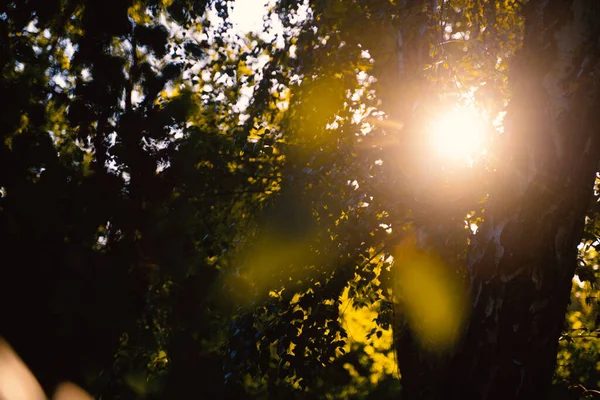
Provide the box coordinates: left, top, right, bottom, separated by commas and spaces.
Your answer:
394, 241, 468, 351
429, 106, 487, 164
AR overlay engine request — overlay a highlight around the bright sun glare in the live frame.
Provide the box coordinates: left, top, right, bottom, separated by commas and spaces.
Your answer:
429, 106, 487, 164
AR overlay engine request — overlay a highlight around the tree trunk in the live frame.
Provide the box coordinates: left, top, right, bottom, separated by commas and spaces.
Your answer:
395, 0, 600, 398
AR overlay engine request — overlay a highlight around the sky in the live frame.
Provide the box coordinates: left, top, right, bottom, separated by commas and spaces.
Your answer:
228, 0, 275, 34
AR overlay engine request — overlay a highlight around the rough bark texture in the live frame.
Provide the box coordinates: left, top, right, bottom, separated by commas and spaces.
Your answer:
394, 0, 600, 398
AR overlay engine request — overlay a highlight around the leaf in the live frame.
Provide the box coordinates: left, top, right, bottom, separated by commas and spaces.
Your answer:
184, 42, 205, 58
134, 25, 169, 57
162, 62, 183, 82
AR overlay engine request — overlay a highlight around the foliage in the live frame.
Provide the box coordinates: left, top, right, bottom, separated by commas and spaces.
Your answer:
553, 176, 600, 397
0, 0, 279, 397
1, 0, 600, 399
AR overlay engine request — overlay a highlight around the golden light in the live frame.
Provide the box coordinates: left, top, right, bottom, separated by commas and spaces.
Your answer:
394, 240, 468, 351
429, 106, 487, 164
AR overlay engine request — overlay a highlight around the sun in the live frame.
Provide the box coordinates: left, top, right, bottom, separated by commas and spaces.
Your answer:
429, 106, 487, 164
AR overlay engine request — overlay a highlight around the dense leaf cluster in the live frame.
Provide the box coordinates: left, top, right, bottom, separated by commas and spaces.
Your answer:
1, 0, 600, 399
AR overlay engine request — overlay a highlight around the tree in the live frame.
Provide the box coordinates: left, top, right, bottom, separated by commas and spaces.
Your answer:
2, 0, 600, 399
230, 0, 600, 398
388, 1, 600, 398
0, 0, 282, 397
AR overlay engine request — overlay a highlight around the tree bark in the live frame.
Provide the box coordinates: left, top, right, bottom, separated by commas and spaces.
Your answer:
394, 0, 600, 398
